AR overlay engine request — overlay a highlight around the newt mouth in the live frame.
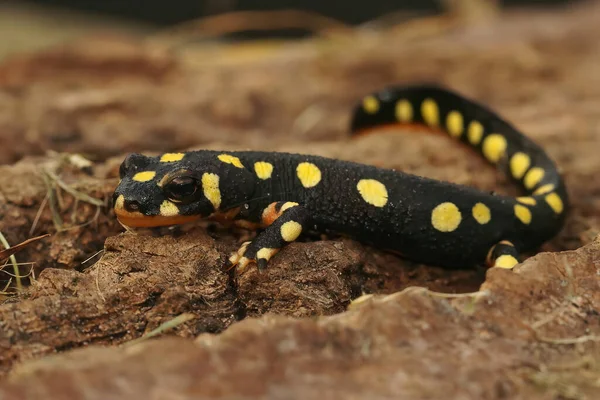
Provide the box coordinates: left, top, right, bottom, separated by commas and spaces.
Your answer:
114, 208, 201, 228
113, 195, 200, 228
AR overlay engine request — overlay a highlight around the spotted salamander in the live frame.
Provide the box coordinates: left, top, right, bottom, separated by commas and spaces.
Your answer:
113, 84, 567, 272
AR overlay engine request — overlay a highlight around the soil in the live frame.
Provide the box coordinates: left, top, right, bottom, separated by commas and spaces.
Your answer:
0, 1, 599, 399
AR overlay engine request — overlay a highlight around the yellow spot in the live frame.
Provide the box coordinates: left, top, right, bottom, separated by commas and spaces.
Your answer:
534, 184, 554, 195
524, 167, 545, 190
356, 179, 388, 207
494, 254, 519, 269
517, 197, 537, 206
202, 173, 221, 209
472, 203, 491, 224
160, 153, 185, 163
362, 96, 380, 114
482, 134, 507, 163
467, 120, 484, 145
114, 194, 125, 210
218, 154, 244, 168
280, 202, 299, 212
510, 152, 531, 180
431, 202, 462, 232
280, 221, 302, 242
446, 110, 464, 138
132, 171, 156, 182
395, 99, 413, 122
421, 98, 439, 127
257, 248, 278, 261
545, 193, 564, 214
254, 161, 274, 180
514, 204, 532, 224
296, 162, 322, 188
160, 200, 179, 217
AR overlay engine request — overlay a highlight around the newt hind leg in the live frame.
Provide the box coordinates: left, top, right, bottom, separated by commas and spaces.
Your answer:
487, 240, 520, 269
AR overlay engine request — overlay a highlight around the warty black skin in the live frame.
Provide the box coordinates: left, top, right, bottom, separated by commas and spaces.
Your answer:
113, 84, 568, 270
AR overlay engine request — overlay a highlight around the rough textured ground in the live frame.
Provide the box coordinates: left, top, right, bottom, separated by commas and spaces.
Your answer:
0, 1, 599, 399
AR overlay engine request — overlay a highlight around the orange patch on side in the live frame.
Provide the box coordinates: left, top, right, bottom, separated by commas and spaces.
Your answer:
261, 203, 281, 226
209, 208, 241, 225
234, 220, 264, 230
115, 209, 200, 228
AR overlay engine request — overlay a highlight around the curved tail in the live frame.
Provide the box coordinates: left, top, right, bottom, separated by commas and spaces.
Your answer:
350, 84, 568, 262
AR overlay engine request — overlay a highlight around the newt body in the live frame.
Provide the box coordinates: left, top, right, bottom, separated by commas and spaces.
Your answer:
113, 85, 568, 271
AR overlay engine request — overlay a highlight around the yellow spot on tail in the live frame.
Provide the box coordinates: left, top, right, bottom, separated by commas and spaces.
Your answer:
280, 202, 299, 212
517, 197, 537, 206
534, 183, 554, 195
467, 120, 484, 145
132, 171, 156, 182
296, 162, 321, 188
395, 99, 413, 122
510, 152, 531, 179
362, 96, 380, 114
254, 161, 273, 180
160, 153, 185, 163
494, 254, 519, 269
202, 173, 221, 209
218, 154, 244, 168
421, 98, 439, 127
472, 203, 491, 224
280, 221, 302, 242
446, 111, 464, 138
482, 134, 507, 163
257, 248, 278, 261
431, 202, 462, 232
524, 167, 545, 190
514, 204, 532, 224
545, 193, 564, 214
356, 179, 388, 207
160, 200, 179, 217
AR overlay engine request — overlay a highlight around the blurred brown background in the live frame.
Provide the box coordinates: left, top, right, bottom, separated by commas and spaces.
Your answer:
0, 0, 580, 60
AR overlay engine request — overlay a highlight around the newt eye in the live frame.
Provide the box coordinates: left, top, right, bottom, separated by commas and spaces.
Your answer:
163, 176, 198, 203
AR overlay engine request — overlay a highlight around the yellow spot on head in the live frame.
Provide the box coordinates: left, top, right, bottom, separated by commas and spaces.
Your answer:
280, 202, 299, 212
160, 200, 179, 217
218, 154, 244, 168
362, 96, 380, 114
160, 153, 185, 163
472, 202, 491, 224
494, 254, 519, 269
524, 167, 545, 190
421, 98, 439, 127
510, 152, 531, 180
467, 120, 484, 145
545, 192, 564, 214
280, 221, 303, 242
533, 183, 554, 195
482, 134, 507, 163
114, 194, 126, 210
514, 204, 532, 224
517, 197, 537, 206
202, 172, 221, 210
431, 202, 462, 232
296, 162, 322, 188
356, 179, 388, 208
132, 171, 156, 182
395, 99, 413, 122
446, 110, 464, 138
257, 248, 278, 261
254, 161, 274, 180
